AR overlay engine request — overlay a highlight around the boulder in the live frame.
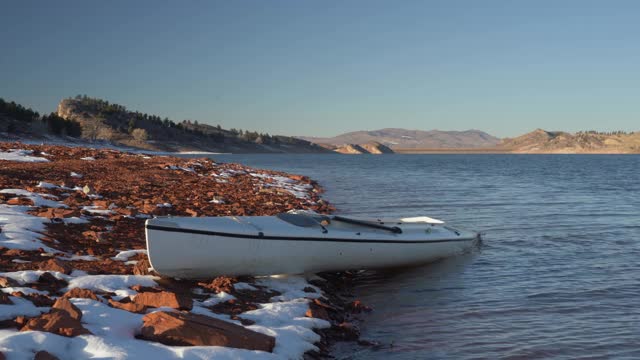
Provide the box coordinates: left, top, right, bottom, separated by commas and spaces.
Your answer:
21, 311, 91, 337
133, 291, 192, 310
51, 298, 83, 321
139, 311, 275, 351
132, 258, 152, 275
108, 299, 147, 314
62, 288, 99, 301
38, 259, 72, 274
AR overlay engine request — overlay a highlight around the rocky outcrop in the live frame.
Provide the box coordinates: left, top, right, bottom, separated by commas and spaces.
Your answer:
333, 142, 394, 154
334, 144, 369, 154
499, 129, 640, 153
359, 142, 394, 154
139, 311, 276, 351
57, 97, 330, 154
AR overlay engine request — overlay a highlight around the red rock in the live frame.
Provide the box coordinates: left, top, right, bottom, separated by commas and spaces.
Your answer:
185, 208, 199, 217
305, 304, 330, 321
20, 311, 91, 337
92, 200, 109, 208
4, 248, 28, 257
38, 259, 72, 274
0, 351, 5, 360
36, 208, 80, 219
0, 276, 18, 288
51, 298, 83, 321
6, 197, 34, 206
37, 272, 67, 288
108, 299, 147, 314
34, 351, 60, 360
303, 286, 317, 293
132, 258, 151, 275
139, 311, 275, 351
15, 316, 27, 327
198, 276, 236, 293
133, 291, 192, 310
62, 288, 99, 301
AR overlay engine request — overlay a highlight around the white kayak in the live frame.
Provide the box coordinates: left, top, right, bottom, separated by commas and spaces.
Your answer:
145, 213, 481, 278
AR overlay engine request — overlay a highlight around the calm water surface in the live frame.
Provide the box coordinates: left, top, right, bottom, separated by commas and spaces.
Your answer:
211, 154, 640, 359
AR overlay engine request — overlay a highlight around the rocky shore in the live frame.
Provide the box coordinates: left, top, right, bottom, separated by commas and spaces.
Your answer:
0, 143, 370, 359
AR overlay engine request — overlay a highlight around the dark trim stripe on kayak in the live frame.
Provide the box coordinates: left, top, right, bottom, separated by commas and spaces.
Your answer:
146, 224, 478, 244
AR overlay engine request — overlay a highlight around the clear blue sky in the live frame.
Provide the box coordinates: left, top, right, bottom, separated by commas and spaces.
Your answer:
2, 0, 640, 138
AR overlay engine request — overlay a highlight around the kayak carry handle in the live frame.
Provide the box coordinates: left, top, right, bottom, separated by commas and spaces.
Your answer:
332, 215, 403, 234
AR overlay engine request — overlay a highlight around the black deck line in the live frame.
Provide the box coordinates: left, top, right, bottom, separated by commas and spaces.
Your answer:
146, 224, 478, 244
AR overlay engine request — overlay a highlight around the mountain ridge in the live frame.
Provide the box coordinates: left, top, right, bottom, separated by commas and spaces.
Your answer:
299, 128, 500, 149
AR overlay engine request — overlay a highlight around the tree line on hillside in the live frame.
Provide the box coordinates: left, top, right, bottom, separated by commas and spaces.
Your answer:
71, 95, 305, 146
0, 97, 81, 136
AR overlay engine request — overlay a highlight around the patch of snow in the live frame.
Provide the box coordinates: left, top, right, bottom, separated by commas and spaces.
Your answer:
58, 254, 98, 261
156, 203, 172, 208
0, 271, 70, 285
257, 275, 322, 301
62, 216, 90, 224
0, 149, 50, 162
165, 165, 195, 173
81, 156, 96, 161
200, 291, 235, 307
11, 259, 31, 264
81, 206, 114, 215
111, 250, 147, 262
0, 189, 66, 208
243, 299, 330, 358
36, 181, 58, 189
234, 282, 258, 291
0, 203, 59, 252
65, 275, 159, 293
250, 173, 311, 199
0, 296, 50, 321
1, 287, 49, 296
70, 172, 83, 178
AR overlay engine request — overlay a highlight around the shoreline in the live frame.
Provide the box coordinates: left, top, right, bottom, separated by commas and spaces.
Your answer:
0, 142, 367, 359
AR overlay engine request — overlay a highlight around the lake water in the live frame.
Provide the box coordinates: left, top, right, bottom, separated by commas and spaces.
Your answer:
211, 154, 640, 359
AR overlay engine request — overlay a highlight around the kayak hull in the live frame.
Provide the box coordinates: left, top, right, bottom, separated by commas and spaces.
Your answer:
145, 216, 480, 278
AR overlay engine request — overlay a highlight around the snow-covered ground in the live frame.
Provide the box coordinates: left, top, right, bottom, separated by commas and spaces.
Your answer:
0, 148, 331, 359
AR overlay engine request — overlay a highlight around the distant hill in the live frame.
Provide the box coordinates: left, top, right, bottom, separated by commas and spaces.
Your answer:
55, 96, 329, 153
499, 129, 640, 153
300, 128, 500, 149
